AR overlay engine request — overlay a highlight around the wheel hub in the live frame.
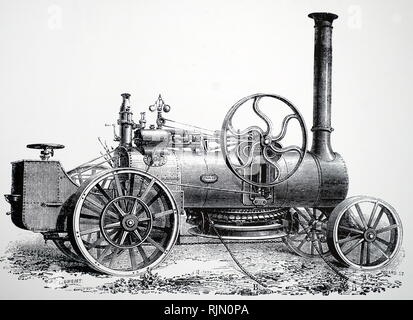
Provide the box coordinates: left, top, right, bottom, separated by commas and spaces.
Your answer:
100, 195, 153, 249
122, 215, 139, 231
364, 228, 377, 242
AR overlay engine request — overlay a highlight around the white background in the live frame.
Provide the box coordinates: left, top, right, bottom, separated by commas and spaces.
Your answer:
0, 0, 412, 299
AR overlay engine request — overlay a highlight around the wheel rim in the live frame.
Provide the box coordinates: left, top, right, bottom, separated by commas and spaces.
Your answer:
328, 197, 402, 270
283, 207, 330, 258
72, 168, 179, 276
53, 239, 86, 263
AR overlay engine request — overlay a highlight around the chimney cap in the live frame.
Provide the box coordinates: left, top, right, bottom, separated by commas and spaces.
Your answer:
308, 12, 338, 23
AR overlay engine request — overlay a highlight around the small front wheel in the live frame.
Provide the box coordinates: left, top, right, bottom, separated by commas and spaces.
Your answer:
327, 196, 403, 270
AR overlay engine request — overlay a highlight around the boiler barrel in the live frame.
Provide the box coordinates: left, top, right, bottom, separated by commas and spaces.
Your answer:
177, 151, 348, 209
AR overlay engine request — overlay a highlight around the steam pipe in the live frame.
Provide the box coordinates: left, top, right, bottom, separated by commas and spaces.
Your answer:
118, 93, 134, 147
308, 12, 338, 161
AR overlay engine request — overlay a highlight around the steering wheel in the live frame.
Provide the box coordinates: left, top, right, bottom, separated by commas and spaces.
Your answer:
27, 143, 65, 160
221, 93, 307, 187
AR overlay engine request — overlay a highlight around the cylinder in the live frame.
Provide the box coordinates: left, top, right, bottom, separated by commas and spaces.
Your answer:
309, 12, 338, 161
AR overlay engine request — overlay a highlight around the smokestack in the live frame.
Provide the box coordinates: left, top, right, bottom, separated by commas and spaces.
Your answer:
308, 12, 338, 161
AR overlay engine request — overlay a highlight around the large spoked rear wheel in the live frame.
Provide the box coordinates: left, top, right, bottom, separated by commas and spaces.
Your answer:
51, 165, 109, 264
70, 168, 179, 276
327, 196, 403, 270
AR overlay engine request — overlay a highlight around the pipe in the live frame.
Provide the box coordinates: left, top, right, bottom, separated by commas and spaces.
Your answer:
118, 93, 134, 147
308, 12, 338, 161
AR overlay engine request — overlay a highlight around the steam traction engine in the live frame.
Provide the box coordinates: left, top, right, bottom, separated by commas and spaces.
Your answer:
5, 13, 402, 276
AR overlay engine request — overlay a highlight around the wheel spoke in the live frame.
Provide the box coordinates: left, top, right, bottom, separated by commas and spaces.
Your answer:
343, 238, 364, 255
310, 231, 315, 255
95, 183, 113, 202
145, 194, 161, 208
293, 208, 310, 222
376, 236, 391, 246
338, 226, 364, 235
83, 198, 103, 212
86, 235, 106, 249
288, 230, 307, 239
80, 213, 100, 220
130, 199, 139, 215
103, 222, 121, 229
119, 231, 128, 245
83, 198, 119, 220
376, 224, 399, 234
129, 248, 138, 270
146, 236, 165, 252
113, 203, 127, 217
360, 241, 366, 265
346, 208, 365, 230
129, 173, 135, 197
305, 207, 315, 219
140, 178, 155, 201
366, 242, 371, 265
355, 204, 368, 229
151, 225, 168, 232
109, 248, 120, 268
372, 207, 385, 229
367, 201, 379, 227
371, 241, 390, 259
154, 209, 175, 220
337, 234, 361, 244
131, 230, 142, 241
113, 173, 125, 198
97, 245, 113, 263
80, 227, 101, 236
137, 246, 150, 264
297, 237, 307, 250
315, 233, 324, 254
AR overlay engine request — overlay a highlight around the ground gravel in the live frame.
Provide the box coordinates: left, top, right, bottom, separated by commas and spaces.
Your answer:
0, 234, 404, 296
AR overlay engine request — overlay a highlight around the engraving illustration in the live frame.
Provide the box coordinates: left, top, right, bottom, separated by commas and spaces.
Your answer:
1, 10, 405, 297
